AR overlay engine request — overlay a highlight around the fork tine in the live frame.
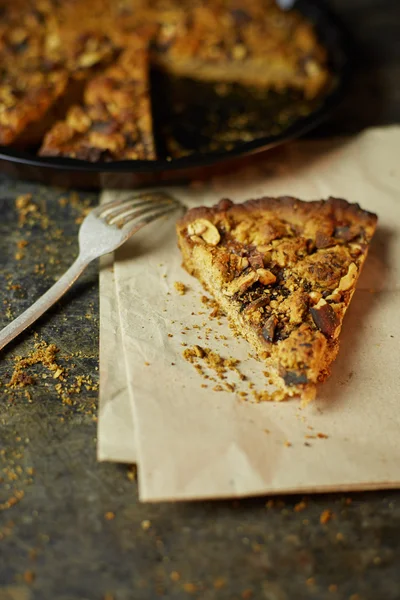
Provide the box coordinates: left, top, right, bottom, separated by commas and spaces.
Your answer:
103, 197, 174, 224
110, 201, 178, 228
120, 204, 178, 234
93, 191, 178, 219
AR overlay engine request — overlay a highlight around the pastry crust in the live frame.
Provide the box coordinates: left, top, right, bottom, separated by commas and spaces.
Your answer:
39, 45, 156, 161
1, 0, 331, 158
177, 197, 378, 402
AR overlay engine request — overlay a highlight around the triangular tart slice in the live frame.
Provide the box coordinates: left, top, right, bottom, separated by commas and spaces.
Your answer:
177, 197, 377, 402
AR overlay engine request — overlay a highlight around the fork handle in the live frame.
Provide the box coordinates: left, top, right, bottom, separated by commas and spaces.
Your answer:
0, 256, 90, 352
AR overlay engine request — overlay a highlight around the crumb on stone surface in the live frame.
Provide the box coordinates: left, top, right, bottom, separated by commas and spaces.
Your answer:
141, 519, 151, 531
320, 509, 333, 524
294, 500, 307, 512
23, 570, 36, 584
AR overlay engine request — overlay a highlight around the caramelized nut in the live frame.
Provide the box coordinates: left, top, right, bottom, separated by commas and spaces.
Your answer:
262, 315, 277, 342
338, 262, 357, 292
248, 253, 264, 270
310, 298, 339, 338
187, 218, 220, 246
315, 231, 333, 249
309, 291, 322, 305
257, 268, 276, 285
223, 270, 258, 296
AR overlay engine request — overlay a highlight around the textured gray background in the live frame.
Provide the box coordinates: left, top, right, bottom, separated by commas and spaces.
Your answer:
1, 1, 400, 599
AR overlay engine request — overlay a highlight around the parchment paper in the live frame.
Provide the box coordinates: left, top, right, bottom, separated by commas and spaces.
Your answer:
99, 126, 400, 501
97, 252, 137, 462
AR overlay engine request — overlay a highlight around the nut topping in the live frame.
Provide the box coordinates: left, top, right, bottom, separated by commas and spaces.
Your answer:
248, 253, 264, 270
256, 268, 276, 285
222, 269, 258, 296
262, 315, 277, 343
187, 218, 221, 246
310, 298, 339, 338
338, 262, 357, 292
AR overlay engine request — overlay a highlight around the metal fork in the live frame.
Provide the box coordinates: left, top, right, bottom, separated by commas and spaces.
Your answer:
0, 191, 182, 351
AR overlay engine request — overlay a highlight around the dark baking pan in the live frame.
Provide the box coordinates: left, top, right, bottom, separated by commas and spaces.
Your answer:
0, 0, 352, 190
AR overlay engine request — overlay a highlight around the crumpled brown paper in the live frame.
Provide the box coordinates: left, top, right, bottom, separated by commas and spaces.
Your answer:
98, 126, 400, 501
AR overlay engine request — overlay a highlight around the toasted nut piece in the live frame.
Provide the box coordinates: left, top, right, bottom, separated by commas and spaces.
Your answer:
230, 254, 249, 273
257, 268, 276, 285
223, 270, 258, 296
338, 262, 358, 292
189, 235, 204, 244
248, 253, 264, 270
315, 231, 333, 249
262, 315, 277, 342
310, 298, 339, 338
238, 257, 249, 271
187, 220, 207, 235
187, 219, 220, 246
309, 291, 322, 305
325, 289, 341, 303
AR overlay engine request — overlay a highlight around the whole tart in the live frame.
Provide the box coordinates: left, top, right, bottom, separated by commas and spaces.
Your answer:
1, 0, 331, 158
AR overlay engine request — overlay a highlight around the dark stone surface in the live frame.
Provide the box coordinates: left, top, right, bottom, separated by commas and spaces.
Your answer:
1, 1, 400, 599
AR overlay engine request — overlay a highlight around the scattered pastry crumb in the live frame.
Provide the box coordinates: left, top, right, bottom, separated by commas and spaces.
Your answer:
126, 465, 137, 481
170, 571, 181, 582
294, 500, 307, 512
23, 570, 36, 584
317, 433, 329, 439
320, 509, 334, 524
174, 281, 187, 295
284, 441, 292, 447
213, 578, 226, 589
104, 512, 115, 521
141, 519, 151, 531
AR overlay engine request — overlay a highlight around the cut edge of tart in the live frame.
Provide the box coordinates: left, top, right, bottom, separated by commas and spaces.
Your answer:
176, 196, 378, 403
39, 43, 156, 161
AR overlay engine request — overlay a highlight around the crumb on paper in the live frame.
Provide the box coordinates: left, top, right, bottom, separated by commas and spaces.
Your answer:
320, 509, 333, 524
141, 519, 151, 531
174, 281, 187, 295
317, 433, 329, 439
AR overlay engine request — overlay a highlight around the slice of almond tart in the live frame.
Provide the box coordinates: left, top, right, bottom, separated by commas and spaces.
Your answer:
176, 197, 377, 403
